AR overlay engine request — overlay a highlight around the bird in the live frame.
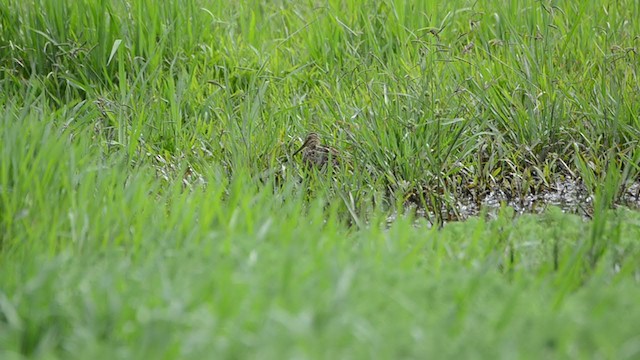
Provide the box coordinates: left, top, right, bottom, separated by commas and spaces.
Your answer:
292, 132, 340, 170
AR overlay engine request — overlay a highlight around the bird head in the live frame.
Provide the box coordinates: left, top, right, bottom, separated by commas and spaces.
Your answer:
303, 132, 320, 147
293, 132, 320, 156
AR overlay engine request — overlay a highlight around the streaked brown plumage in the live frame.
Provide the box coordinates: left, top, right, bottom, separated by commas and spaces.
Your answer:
292, 132, 339, 169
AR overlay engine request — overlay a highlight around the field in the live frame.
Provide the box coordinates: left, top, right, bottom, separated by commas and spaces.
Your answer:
1, 0, 640, 358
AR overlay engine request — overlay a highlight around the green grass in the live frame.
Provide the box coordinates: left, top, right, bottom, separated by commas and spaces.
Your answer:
1, 0, 640, 358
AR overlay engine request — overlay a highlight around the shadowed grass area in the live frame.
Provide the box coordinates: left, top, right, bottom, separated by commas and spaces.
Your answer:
1, 0, 640, 358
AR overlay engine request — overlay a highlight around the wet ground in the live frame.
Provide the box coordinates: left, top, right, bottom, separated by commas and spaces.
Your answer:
481, 179, 638, 216
403, 178, 640, 226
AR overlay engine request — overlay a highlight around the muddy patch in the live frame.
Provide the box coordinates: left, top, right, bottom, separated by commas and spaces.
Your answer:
398, 178, 640, 226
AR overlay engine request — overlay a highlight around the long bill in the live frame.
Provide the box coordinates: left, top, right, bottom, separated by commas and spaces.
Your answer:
292, 138, 310, 156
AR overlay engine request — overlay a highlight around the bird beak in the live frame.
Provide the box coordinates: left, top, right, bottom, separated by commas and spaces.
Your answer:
292, 138, 310, 156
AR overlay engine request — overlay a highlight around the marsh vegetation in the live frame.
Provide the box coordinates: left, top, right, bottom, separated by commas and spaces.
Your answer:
1, 0, 639, 358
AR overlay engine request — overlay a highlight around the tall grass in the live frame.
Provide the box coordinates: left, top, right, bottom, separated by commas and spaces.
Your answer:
1, 0, 640, 358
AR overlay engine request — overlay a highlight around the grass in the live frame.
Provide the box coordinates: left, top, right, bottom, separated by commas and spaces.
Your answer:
1, 0, 640, 358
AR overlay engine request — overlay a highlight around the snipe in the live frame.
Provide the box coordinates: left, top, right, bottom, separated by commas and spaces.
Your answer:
292, 132, 340, 169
